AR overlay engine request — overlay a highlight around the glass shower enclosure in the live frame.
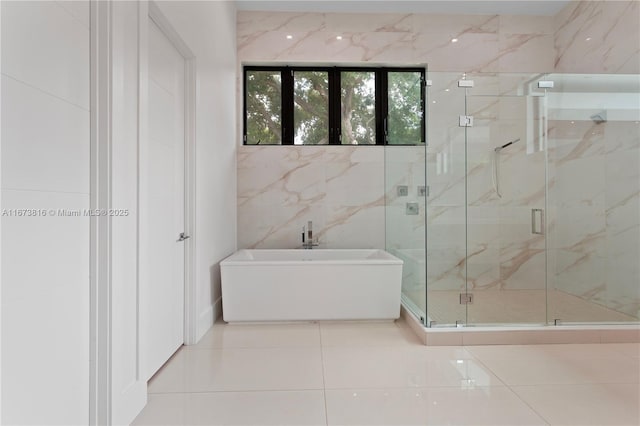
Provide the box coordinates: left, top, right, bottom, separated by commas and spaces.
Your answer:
386, 71, 640, 327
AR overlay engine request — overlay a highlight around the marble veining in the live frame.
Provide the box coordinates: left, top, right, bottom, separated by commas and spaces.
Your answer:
554, 1, 640, 73
236, 2, 639, 321
238, 10, 554, 72
237, 146, 385, 250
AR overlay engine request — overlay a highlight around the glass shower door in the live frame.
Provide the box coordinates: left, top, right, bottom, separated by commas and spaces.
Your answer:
424, 72, 468, 326
464, 87, 548, 325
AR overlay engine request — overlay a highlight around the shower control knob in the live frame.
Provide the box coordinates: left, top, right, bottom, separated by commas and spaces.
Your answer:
178, 232, 191, 242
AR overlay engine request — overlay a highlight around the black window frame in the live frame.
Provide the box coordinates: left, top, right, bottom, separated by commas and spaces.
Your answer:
243, 65, 426, 146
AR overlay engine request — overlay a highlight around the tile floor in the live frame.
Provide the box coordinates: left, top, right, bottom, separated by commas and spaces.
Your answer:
133, 320, 640, 426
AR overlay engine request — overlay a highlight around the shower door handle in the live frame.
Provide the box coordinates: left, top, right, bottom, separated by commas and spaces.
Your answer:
531, 209, 544, 235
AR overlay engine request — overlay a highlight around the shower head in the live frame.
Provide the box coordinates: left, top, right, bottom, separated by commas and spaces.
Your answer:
590, 111, 607, 124
494, 138, 521, 152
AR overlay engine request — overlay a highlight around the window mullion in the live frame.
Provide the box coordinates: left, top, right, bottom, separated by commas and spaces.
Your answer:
281, 68, 294, 145
375, 70, 388, 145
421, 71, 426, 143
329, 69, 341, 145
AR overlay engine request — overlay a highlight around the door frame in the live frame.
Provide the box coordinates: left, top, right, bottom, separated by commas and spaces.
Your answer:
89, 1, 198, 424
89, 1, 113, 423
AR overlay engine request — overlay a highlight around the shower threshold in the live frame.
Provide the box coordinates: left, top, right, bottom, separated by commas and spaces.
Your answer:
400, 304, 640, 346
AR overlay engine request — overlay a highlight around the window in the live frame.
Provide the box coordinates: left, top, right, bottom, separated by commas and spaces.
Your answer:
294, 70, 329, 145
341, 71, 377, 145
245, 69, 282, 145
387, 71, 424, 145
243, 66, 425, 145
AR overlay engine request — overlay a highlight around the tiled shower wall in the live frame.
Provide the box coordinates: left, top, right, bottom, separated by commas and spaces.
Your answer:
554, 1, 640, 74
236, 1, 639, 317
550, 1, 640, 318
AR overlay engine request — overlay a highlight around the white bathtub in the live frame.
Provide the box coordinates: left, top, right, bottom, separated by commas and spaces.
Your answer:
220, 249, 403, 322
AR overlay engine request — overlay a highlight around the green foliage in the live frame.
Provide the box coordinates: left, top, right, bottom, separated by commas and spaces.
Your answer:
245, 69, 423, 145
341, 71, 376, 145
246, 71, 281, 145
388, 72, 423, 145
294, 71, 329, 145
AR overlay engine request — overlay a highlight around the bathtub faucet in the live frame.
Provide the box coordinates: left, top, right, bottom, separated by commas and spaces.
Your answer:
301, 221, 319, 249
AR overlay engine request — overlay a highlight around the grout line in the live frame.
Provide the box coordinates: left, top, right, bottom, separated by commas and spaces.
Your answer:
54, 0, 90, 30
462, 344, 510, 387
462, 345, 552, 425
148, 388, 326, 395
506, 385, 552, 426
183, 344, 321, 351
1, 187, 90, 196
317, 322, 329, 426
1, 73, 90, 112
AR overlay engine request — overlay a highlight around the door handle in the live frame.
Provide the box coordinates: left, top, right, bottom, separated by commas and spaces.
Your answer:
531, 209, 544, 235
178, 232, 191, 242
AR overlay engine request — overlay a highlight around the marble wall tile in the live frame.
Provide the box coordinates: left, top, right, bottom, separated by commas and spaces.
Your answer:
500, 15, 553, 35
467, 251, 501, 290
236, 6, 638, 319
501, 249, 546, 290
604, 145, 640, 317
554, 1, 640, 73
240, 30, 417, 64
325, 13, 412, 33
237, 11, 326, 39
384, 146, 427, 259
414, 32, 500, 72
603, 120, 640, 154
326, 162, 381, 207
334, 32, 416, 63
498, 33, 555, 72
549, 116, 640, 319
551, 120, 605, 163
554, 249, 607, 307
411, 14, 499, 35
237, 146, 387, 249
324, 205, 386, 249
425, 204, 466, 292
238, 11, 553, 72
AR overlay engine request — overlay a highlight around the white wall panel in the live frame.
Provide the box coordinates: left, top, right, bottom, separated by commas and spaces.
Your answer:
1, 1, 90, 109
1, 1, 90, 424
1, 75, 90, 193
1, 190, 89, 424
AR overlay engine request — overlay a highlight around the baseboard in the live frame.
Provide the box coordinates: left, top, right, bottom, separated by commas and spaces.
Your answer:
213, 296, 222, 322
195, 305, 213, 343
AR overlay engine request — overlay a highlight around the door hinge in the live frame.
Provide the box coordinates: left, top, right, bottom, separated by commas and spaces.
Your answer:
459, 115, 474, 127
459, 293, 473, 304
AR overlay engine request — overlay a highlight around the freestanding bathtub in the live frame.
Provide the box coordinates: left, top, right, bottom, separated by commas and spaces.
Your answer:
220, 249, 403, 322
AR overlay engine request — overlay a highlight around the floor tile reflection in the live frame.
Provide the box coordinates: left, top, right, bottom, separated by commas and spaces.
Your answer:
134, 320, 640, 426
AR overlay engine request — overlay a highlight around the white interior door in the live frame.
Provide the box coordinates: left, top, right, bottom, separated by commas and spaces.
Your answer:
144, 17, 186, 380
